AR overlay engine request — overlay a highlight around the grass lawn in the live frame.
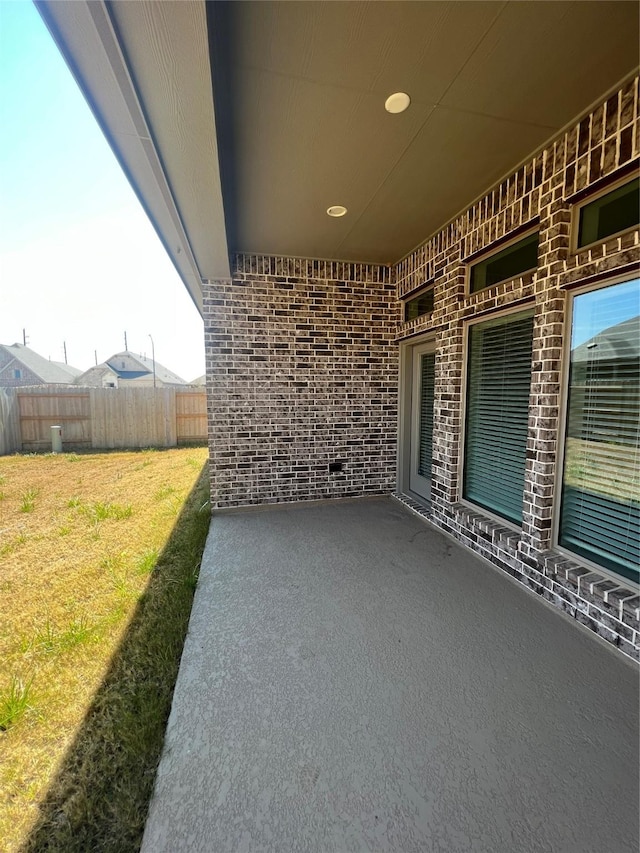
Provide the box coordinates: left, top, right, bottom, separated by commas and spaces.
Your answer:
0, 447, 210, 852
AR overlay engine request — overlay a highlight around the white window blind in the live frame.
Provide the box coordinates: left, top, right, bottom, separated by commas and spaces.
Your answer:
559, 278, 639, 583
464, 310, 534, 524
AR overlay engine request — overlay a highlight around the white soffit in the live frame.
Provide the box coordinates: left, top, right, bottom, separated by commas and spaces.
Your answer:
36, 0, 231, 313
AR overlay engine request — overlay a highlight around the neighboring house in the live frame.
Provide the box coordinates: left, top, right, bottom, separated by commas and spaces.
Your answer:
189, 375, 206, 386
106, 351, 186, 386
0, 343, 82, 387
39, 2, 640, 657
74, 364, 120, 388
76, 351, 186, 387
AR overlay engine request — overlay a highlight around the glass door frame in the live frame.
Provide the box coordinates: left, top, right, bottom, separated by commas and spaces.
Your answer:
398, 334, 436, 504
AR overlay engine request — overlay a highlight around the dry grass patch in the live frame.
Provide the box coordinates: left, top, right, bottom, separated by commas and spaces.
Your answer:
0, 447, 210, 852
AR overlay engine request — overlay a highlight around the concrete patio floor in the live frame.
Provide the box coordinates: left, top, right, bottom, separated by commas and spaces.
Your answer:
141, 497, 639, 853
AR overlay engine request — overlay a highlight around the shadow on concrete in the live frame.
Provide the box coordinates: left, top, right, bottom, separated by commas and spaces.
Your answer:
21, 464, 211, 853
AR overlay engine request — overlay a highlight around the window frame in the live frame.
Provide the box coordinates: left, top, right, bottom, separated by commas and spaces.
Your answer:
570, 172, 640, 254
397, 331, 437, 500
552, 272, 640, 588
402, 281, 435, 323
465, 226, 539, 296
458, 301, 536, 530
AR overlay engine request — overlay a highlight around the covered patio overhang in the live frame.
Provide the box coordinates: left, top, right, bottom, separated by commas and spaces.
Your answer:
30, 4, 640, 846
36, 1, 640, 301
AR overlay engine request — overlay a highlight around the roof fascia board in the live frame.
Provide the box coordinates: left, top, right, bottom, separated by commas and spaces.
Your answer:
35, 0, 231, 314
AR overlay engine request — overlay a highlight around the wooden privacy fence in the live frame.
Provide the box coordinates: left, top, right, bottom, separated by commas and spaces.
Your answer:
0, 387, 207, 454
0, 388, 21, 456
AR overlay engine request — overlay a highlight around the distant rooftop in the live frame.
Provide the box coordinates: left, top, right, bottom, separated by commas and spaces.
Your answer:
573, 315, 640, 363
106, 351, 186, 385
0, 343, 82, 384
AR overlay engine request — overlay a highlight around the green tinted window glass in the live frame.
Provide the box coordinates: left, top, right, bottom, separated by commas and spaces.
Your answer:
469, 232, 539, 293
578, 178, 640, 248
405, 287, 434, 321
559, 278, 640, 583
418, 353, 435, 477
463, 310, 534, 524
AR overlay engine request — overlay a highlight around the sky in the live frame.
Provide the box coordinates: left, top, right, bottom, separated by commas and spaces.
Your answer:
571, 276, 639, 349
0, 0, 205, 382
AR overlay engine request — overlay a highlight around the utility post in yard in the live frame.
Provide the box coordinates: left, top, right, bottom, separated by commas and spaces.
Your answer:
148, 334, 156, 388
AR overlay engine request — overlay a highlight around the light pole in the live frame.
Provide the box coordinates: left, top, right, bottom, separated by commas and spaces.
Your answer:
148, 334, 156, 388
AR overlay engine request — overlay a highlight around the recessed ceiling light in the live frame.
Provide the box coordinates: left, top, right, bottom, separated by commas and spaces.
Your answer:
327, 205, 347, 217
385, 92, 411, 114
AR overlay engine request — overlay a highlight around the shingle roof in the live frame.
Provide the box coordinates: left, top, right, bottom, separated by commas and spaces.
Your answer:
105, 351, 186, 384
115, 370, 149, 379
75, 365, 119, 386
0, 343, 82, 384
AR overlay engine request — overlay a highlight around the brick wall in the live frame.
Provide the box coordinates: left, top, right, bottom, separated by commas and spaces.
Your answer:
203, 259, 397, 508
394, 75, 640, 659
203, 76, 639, 659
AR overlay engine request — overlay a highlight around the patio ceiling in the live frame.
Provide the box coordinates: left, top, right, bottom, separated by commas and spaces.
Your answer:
38, 1, 639, 309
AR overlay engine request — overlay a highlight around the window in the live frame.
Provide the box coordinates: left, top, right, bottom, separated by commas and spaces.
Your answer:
404, 286, 434, 321
418, 352, 435, 477
469, 232, 539, 294
13, 368, 21, 379
577, 177, 639, 249
559, 278, 639, 583
464, 309, 534, 523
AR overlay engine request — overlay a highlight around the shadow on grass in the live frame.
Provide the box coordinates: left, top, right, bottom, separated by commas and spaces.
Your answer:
21, 464, 211, 853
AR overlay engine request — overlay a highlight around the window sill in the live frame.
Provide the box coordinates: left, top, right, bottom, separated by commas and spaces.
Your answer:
463, 273, 536, 312
396, 314, 439, 340
451, 503, 520, 556
541, 551, 640, 623
570, 223, 638, 256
